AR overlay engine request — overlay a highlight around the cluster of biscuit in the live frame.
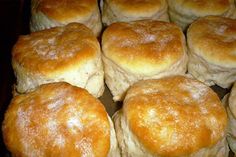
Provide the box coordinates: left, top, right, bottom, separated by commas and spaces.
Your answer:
2, 0, 236, 157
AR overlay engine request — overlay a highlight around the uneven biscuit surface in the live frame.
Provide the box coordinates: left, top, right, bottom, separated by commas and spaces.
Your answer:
102, 20, 186, 75
102, 20, 187, 101
187, 16, 236, 88
167, 0, 235, 30
122, 76, 227, 156
104, 0, 166, 17
13, 23, 99, 75
12, 23, 104, 97
169, 0, 232, 16
101, 0, 169, 25
36, 0, 97, 22
2, 82, 110, 157
188, 16, 236, 67
31, 0, 102, 36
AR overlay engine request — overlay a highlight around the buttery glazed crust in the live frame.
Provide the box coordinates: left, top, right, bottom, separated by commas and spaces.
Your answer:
101, 0, 169, 25
187, 16, 236, 88
36, 0, 96, 22
31, 0, 102, 36
188, 16, 236, 66
169, 0, 233, 16
102, 20, 188, 101
12, 23, 104, 97
115, 76, 228, 156
102, 20, 186, 75
105, 0, 166, 16
13, 23, 98, 75
167, 0, 235, 30
2, 82, 113, 157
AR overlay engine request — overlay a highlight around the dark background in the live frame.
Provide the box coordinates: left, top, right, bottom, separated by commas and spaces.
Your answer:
0, 0, 30, 156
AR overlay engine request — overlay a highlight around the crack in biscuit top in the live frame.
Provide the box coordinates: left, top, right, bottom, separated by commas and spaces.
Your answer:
12, 23, 100, 75
102, 20, 186, 75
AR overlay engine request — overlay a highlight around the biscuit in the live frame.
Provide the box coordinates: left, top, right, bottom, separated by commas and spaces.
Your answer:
12, 23, 104, 97
167, 0, 236, 31
2, 82, 120, 157
30, 0, 102, 36
102, 20, 188, 101
101, 0, 169, 25
187, 16, 236, 88
114, 76, 228, 157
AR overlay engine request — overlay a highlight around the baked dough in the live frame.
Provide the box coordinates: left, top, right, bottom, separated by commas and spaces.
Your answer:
101, 0, 169, 25
30, 0, 102, 36
2, 82, 120, 157
102, 20, 188, 101
114, 75, 228, 157
167, 0, 236, 31
12, 23, 104, 97
224, 82, 236, 154
187, 16, 236, 88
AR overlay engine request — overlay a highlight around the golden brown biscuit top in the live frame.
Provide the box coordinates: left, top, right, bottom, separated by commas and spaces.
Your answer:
34, 0, 97, 22
2, 82, 110, 157
187, 16, 236, 67
12, 23, 100, 76
168, 0, 231, 16
102, 20, 186, 75
107, 0, 166, 17
123, 76, 227, 156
